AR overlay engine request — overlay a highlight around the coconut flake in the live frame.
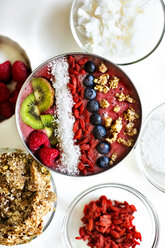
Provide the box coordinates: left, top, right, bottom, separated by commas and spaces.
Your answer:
48, 58, 81, 175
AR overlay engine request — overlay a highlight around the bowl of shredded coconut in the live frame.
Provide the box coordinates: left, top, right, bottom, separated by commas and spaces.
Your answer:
136, 103, 165, 192
70, 0, 165, 65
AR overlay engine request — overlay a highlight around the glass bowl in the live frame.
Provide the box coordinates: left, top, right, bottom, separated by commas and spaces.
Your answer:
0, 148, 57, 246
15, 52, 142, 176
70, 0, 165, 65
0, 35, 31, 124
62, 183, 159, 248
135, 103, 165, 192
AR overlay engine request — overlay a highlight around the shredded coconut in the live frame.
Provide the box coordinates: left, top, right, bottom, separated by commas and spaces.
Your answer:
76, 0, 156, 62
48, 58, 81, 175
141, 113, 165, 174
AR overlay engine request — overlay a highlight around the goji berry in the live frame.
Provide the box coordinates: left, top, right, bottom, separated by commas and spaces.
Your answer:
80, 144, 90, 151
77, 136, 91, 145
91, 139, 98, 149
73, 120, 79, 133
68, 55, 75, 68
74, 128, 82, 140
73, 109, 79, 119
79, 103, 84, 115
69, 68, 78, 75
75, 63, 80, 71
79, 119, 85, 130
87, 149, 94, 158
72, 76, 77, 87
74, 101, 82, 109
80, 154, 87, 163
67, 83, 73, 90
80, 68, 86, 75
78, 161, 85, 171
78, 57, 88, 66
80, 87, 84, 99
76, 195, 142, 248
73, 93, 79, 103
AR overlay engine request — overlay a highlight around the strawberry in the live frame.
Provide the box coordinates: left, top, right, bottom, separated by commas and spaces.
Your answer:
38, 147, 60, 167
12, 61, 30, 83
0, 82, 10, 102
9, 89, 19, 104
0, 61, 12, 83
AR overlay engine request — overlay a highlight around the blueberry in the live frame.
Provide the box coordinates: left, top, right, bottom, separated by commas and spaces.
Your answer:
97, 156, 109, 168
90, 113, 102, 125
93, 125, 106, 139
87, 100, 99, 112
96, 141, 110, 154
83, 74, 94, 87
84, 61, 96, 73
84, 87, 96, 100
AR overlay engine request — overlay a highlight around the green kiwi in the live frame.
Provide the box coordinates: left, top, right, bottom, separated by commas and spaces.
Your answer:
31, 77, 54, 113
40, 114, 59, 146
20, 93, 44, 129
40, 114, 54, 137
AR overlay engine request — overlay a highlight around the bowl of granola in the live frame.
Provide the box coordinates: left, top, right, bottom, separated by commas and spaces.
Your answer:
16, 53, 142, 176
0, 148, 57, 246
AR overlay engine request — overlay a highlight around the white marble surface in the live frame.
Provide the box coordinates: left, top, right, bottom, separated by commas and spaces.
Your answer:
0, 0, 165, 247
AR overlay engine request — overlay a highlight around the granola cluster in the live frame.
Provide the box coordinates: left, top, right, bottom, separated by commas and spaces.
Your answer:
115, 92, 134, 103
106, 117, 123, 144
0, 152, 56, 246
100, 99, 109, 108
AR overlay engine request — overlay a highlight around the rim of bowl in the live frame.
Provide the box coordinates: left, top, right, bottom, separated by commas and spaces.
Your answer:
62, 183, 160, 248
135, 102, 165, 193
15, 52, 142, 177
70, 0, 165, 66
0, 148, 57, 242
0, 35, 32, 125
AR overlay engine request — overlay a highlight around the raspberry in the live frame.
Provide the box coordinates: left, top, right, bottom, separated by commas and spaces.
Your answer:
12, 61, 30, 83
0, 61, 12, 83
38, 147, 60, 167
0, 82, 10, 102
0, 101, 14, 118
27, 131, 50, 152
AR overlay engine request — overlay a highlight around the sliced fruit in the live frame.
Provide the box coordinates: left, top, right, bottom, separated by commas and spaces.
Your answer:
31, 77, 54, 113
49, 136, 58, 146
20, 93, 44, 129
41, 114, 54, 137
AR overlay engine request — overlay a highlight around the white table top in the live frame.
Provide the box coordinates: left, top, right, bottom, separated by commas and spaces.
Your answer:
0, 0, 165, 247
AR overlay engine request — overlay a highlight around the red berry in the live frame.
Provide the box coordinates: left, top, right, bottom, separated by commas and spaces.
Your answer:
0, 101, 14, 118
9, 89, 19, 104
0, 61, 12, 83
27, 131, 50, 152
0, 82, 10, 102
12, 61, 30, 83
38, 147, 60, 167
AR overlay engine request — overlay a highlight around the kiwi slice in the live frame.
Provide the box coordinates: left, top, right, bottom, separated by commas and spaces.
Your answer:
31, 77, 54, 113
40, 114, 54, 137
40, 114, 59, 146
20, 93, 44, 129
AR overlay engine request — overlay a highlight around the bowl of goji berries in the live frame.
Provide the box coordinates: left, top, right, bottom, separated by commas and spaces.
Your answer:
16, 53, 142, 176
0, 35, 31, 123
62, 183, 159, 248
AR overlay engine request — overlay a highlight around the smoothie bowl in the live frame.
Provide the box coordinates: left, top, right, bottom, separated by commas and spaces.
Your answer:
16, 53, 142, 176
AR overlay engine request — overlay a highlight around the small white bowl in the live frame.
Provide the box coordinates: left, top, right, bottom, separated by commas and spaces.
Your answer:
70, 0, 165, 65
136, 103, 165, 192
